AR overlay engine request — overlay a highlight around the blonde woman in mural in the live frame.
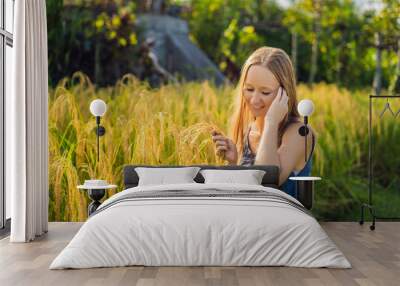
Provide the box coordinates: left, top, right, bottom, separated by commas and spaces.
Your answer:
211, 47, 316, 198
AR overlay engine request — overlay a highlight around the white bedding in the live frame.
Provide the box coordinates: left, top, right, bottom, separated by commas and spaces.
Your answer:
49, 183, 351, 269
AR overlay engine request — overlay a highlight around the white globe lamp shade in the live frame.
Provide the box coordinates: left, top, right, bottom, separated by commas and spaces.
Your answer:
90, 99, 107, 117
297, 99, 314, 117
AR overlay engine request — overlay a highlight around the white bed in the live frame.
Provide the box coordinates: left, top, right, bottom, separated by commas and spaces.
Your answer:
49, 183, 351, 269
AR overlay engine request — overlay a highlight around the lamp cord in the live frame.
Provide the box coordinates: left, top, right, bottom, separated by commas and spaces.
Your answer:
304, 116, 308, 163
305, 125, 307, 162
97, 123, 99, 163
96, 116, 100, 164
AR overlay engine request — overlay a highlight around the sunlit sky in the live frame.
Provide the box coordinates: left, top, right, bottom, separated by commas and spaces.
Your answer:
277, 0, 383, 12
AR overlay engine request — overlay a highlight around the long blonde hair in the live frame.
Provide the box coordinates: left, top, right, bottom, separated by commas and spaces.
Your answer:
230, 47, 301, 162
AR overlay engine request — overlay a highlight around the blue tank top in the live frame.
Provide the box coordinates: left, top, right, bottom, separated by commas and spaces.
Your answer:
240, 125, 315, 198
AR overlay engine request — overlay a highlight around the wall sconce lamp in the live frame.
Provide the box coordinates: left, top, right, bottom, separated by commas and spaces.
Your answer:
89, 99, 107, 162
297, 99, 315, 162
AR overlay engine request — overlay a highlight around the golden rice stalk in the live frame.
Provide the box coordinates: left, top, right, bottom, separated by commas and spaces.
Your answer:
180, 122, 227, 165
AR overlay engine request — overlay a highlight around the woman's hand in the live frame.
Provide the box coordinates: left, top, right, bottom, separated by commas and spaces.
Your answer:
265, 86, 289, 126
211, 130, 238, 165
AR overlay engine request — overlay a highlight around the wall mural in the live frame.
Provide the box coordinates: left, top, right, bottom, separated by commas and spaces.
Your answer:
47, 0, 400, 222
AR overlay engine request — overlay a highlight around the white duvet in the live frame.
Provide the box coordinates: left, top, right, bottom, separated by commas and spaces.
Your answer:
50, 183, 351, 269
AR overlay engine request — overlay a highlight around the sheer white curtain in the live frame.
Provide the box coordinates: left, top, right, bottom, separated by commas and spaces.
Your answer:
7, 0, 49, 242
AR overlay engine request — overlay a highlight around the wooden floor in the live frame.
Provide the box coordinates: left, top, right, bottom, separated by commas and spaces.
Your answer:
0, 222, 399, 286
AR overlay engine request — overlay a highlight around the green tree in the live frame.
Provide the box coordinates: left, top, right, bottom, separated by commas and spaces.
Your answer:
362, 0, 400, 95
46, 0, 138, 86
184, 0, 288, 82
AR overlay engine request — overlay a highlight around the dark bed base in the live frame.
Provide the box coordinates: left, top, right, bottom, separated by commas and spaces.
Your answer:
123, 164, 280, 189
122, 164, 314, 210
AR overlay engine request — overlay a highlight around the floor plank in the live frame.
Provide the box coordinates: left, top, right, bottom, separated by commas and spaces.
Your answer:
0, 222, 399, 286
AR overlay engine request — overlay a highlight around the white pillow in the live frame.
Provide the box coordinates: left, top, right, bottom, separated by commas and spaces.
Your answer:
200, 169, 266, 185
135, 167, 201, 186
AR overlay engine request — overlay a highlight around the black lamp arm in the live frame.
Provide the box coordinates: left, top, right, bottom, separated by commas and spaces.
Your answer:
94, 116, 106, 163
95, 116, 106, 136
298, 116, 309, 163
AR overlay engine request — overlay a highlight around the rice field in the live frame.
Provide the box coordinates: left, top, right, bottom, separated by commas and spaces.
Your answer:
49, 72, 400, 221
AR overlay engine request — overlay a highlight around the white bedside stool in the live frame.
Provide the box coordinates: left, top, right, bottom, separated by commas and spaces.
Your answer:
78, 184, 117, 216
